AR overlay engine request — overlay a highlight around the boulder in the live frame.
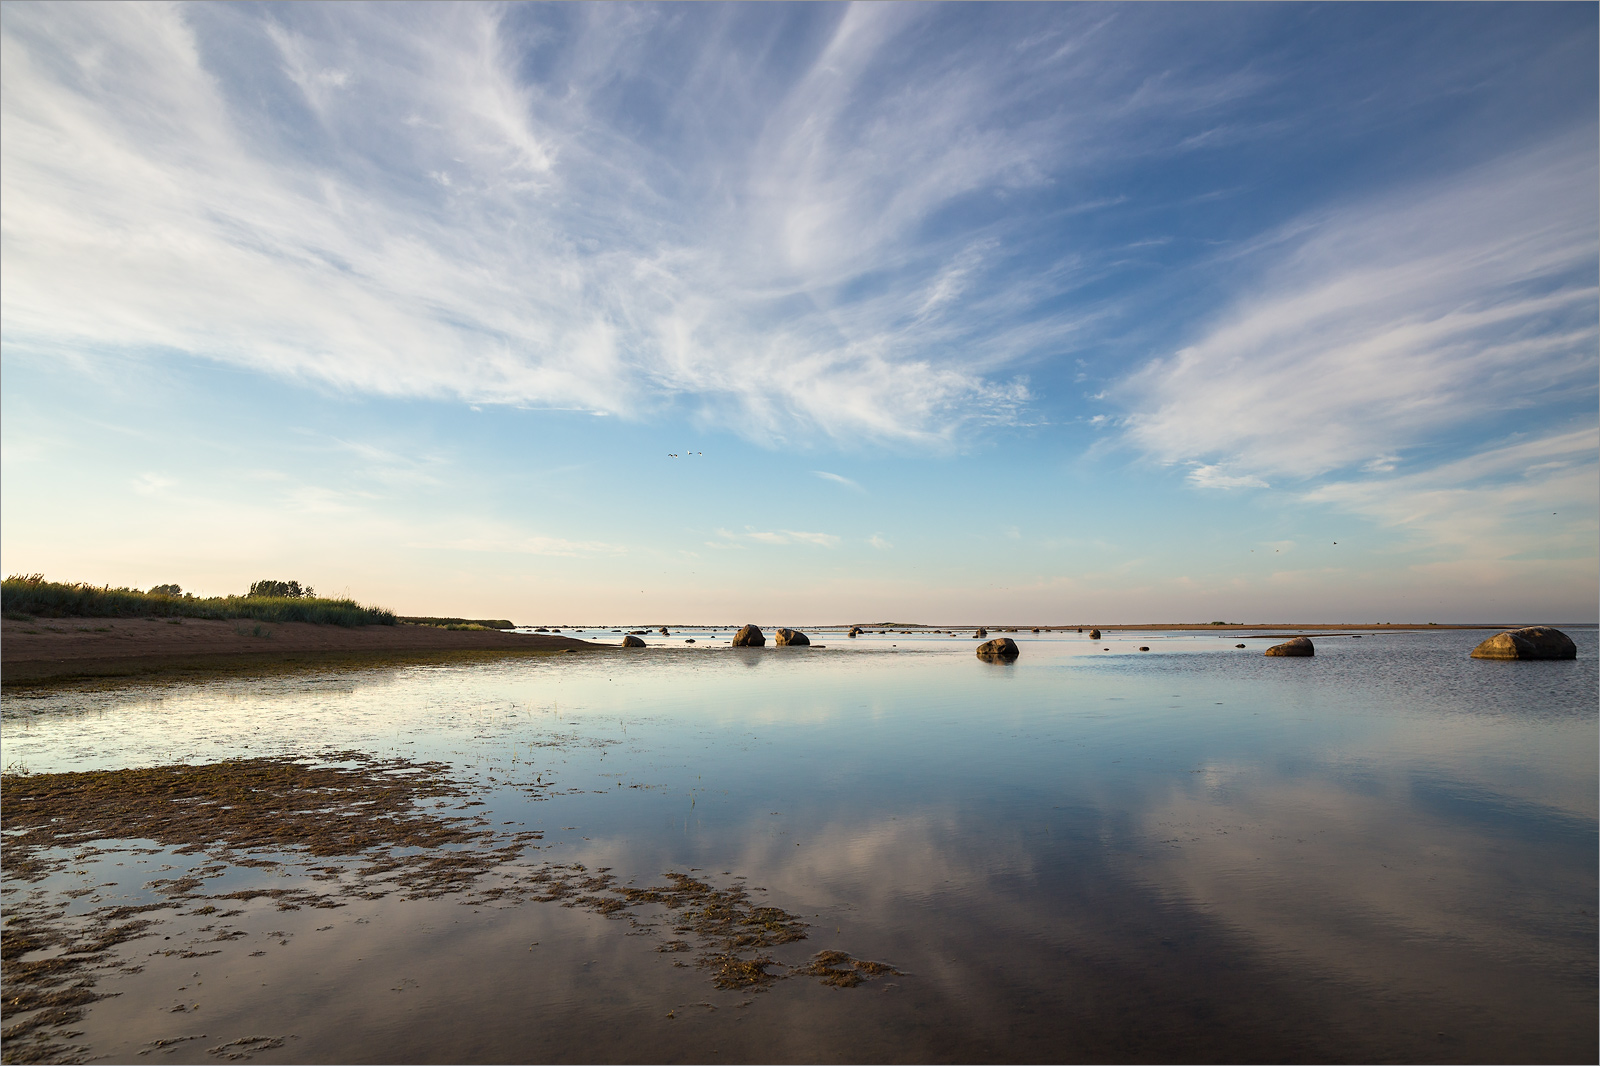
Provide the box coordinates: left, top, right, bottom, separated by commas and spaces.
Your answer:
1235, 643, 1246, 649
732, 624, 765, 647
1088, 629, 1101, 640
973, 627, 988, 639
848, 627, 862, 637
621, 635, 646, 648
1138, 646, 1150, 652
775, 628, 810, 646
1265, 637, 1314, 657
976, 637, 1019, 661
659, 627, 669, 635
1469, 626, 1577, 660
1031, 627, 1040, 633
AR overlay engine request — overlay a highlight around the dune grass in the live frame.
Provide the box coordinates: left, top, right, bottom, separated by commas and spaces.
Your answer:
2, 576, 394, 627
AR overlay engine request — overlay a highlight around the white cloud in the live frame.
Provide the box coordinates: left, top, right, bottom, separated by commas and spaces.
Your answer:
716, 527, 841, 548
1118, 135, 1598, 481
0, 3, 1116, 447
813, 470, 863, 491
1302, 427, 1599, 564
1187, 464, 1269, 490
0, 3, 1279, 450
868, 534, 892, 550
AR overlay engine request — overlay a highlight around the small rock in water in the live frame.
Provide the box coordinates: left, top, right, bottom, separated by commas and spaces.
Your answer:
1469, 626, 1576, 660
1235, 643, 1246, 648
731, 624, 766, 647
659, 626, 670, 635
1139, 646, 1150, 652
775, 628, 810, 646
976, 637, 1019, 661
973, 627, 988, 639
848, 627, 862, 637
1265, 637, 1314, 657
1089, 629, 1102, 640
621, 635, 646, 648
685, 639, 695, 644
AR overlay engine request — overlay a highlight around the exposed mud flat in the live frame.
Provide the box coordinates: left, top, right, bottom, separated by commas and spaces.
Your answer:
1, 755, 897, 1063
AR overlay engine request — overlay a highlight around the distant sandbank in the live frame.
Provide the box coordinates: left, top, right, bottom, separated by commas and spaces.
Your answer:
0, 618, 601, 686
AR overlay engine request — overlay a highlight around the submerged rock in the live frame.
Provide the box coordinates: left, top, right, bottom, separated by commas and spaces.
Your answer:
1088, 629, 1102, 640
1469, 626, 1577, 660
976, 637, 1019, 661
1265, 637, 1314, 657
732, 624, 765, 647
775, 628, 810, 646
621, 635, 646, 648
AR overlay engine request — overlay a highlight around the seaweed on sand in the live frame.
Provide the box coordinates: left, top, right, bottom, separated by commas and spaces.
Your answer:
0, 754, 477, 863
1, 757, 900, 1061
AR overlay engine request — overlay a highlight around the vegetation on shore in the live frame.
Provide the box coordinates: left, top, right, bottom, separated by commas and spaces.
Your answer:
1, 575, 394, 627
399, 616, 515, 630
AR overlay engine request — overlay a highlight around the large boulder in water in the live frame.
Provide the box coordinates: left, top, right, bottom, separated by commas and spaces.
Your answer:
621, 634, 646, 648
775, 628, 810, 646
732, 624, 765, 647
976, 637, 1019, 661
1265, 637, 1314, 657
1470, 626, 1576, 660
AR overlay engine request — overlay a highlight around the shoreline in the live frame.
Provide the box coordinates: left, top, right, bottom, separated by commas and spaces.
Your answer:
1, 618, 1561, 688
0, 617, 603, 687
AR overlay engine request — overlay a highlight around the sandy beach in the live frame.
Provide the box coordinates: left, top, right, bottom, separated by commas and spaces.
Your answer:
0, 618, 601, 684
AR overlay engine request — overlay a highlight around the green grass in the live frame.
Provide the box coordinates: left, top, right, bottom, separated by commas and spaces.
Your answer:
2, 576, 395, 627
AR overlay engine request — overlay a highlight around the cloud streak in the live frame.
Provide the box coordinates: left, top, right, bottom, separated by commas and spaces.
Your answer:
1117, 135, 1598, 481
4, 2, 1228, 447
814, 470, 863, 492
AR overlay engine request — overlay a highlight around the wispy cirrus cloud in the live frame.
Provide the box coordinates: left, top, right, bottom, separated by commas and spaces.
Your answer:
713, 527, 841, 549
0, 3, 1290, 449
1302, 426, 1599, 566
1117, 135, 1598, 482
814, 470, 863, 492
1112, 133, 1598, 561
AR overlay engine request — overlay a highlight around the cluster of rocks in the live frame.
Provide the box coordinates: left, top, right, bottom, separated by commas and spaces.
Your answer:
612, 622, 1578, 664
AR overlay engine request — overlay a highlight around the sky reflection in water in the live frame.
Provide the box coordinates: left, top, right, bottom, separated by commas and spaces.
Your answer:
3, 628, 1595, 1062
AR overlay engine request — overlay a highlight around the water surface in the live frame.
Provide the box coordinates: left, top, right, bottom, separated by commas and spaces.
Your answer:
3, 628, 1595, 1063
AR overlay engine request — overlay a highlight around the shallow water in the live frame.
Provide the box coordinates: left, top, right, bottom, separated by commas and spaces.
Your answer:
3, 628, 1596, 1063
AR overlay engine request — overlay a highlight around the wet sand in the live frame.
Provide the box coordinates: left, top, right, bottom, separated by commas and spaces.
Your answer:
0, 618, 602, 685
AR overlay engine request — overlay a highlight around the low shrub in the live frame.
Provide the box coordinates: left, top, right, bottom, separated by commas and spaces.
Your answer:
1, 575, 395, 627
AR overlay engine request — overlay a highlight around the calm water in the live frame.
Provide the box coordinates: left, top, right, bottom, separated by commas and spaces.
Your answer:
3, 628, 1595, 1063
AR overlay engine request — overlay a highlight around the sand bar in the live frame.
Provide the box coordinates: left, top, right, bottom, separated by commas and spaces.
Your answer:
1, 618, 602, 685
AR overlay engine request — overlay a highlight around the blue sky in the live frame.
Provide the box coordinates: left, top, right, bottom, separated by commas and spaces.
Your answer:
2, 1, 1596, 623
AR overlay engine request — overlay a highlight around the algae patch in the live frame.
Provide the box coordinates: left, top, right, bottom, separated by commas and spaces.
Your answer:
0, 757, 900, 1062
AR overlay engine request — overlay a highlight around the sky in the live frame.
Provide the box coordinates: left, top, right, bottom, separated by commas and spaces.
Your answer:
2, 1, 1596, 625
